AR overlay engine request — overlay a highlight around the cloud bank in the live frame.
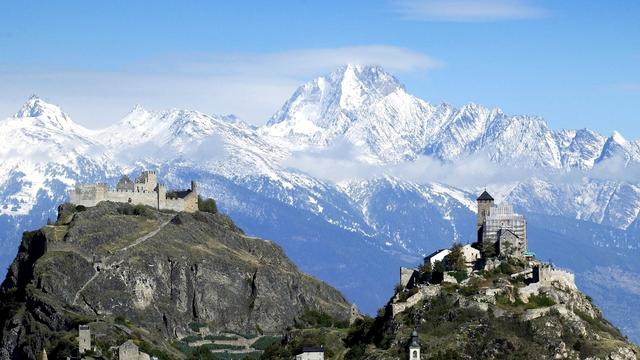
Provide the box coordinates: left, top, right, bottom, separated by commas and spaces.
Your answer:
283, 139, 639, 188
393, 0, 549, 22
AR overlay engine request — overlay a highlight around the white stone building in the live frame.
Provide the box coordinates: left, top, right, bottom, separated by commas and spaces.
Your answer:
424, 249, 450, 265
295, 347, 325, 360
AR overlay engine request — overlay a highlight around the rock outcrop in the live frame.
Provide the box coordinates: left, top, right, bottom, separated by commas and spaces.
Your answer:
339, 257, 640, 360
0, 202, 352, 359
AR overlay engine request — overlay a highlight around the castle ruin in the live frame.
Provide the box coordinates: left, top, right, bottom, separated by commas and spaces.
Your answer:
68, 170, 198, 213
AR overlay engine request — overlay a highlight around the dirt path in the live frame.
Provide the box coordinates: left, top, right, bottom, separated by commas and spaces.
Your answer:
117, 219, 171, 253
71, 219, 171, 306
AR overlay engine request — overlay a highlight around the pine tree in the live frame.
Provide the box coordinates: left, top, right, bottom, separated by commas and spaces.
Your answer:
447, 243, 466, 272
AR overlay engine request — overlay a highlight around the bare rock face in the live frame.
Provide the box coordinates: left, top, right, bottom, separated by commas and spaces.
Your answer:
0, 202, 353, 359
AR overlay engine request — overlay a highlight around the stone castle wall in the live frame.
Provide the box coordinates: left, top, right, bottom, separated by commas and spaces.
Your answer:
68, 173, 198, 213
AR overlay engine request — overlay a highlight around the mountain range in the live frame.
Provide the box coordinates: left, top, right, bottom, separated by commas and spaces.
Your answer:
1, 64, 639, 342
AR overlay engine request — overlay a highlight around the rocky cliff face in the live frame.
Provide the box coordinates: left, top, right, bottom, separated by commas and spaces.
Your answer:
0, 202, 352, 359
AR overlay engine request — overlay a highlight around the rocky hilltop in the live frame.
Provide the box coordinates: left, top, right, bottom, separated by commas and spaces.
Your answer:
261, 251, 640, 360
0, 202, 353, 359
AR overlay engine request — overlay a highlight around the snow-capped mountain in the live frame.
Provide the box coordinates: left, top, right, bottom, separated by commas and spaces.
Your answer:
1, 65, 640, 341
263, 65, 640, 170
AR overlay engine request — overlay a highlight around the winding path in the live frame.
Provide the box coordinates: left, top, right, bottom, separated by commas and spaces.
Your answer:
71, 219, 171, 306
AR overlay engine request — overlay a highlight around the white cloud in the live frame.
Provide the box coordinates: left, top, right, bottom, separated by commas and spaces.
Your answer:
283, 140, 640, 189
393, 0, 549, 22
0, 45, 439, 129
283, 140, 535, 187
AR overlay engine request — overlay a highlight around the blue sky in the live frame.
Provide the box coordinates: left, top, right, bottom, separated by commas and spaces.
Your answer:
0, 0, 638, 138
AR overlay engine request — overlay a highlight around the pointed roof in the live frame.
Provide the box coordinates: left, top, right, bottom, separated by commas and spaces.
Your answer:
477, 190, 494, 201
410, 329, 420, 348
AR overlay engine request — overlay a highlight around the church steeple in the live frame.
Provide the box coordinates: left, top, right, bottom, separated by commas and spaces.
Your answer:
409, 329, 421, 359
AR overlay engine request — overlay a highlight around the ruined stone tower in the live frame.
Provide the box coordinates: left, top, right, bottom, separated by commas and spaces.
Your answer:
78, 324, 91, 354
476, 190, 494, 243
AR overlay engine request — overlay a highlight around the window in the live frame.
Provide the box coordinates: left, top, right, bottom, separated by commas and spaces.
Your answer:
128, 198, 132, 203
413, 350, 418, 358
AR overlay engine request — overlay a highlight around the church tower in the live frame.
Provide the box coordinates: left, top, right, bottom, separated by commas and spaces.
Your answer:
408, 329, 421, 360
476, 190, 494, 243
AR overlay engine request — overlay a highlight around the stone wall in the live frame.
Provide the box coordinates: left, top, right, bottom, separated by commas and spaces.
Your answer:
68, 176, 199, 213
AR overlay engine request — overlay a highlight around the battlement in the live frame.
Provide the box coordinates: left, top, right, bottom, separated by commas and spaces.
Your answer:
69, 170, 198, 213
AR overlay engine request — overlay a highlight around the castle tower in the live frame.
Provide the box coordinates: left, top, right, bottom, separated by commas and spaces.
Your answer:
40, 349, 48, 360
135, 171, 158, 193
476, 190, 494, 243
408, 329, 420, 360
79, 324, 91, 354
191, 180, 198, 194
156, 184, 166, 209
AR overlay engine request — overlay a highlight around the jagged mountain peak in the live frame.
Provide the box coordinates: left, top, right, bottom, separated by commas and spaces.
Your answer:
9, 95, 90, 136
266, 64, 406, 127
15, 95, 67, 120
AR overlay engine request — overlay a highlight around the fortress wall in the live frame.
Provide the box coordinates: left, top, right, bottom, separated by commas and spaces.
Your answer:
102, 191, 158, 208
164, 197, 186, 212
183, 192, 198, 213
69, 175, 197, 213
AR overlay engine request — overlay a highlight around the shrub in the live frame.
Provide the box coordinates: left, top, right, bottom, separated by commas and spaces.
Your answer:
182, 335, 203, 343
527, 294, 555, 308
298, 310, 348, 328
198, 196, 218, 214
133, 204, 152, 217
498, 261, 515, 275
449, 271, 468, 283
398, 287, 419, 302
188, 322, 207, 332
204, 334, 238, 341
251, 336, 281, 350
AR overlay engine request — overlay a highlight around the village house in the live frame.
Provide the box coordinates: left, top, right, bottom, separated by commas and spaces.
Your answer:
295, 347, 325, 360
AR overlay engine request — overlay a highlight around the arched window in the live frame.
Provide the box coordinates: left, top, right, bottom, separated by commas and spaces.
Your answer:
128, 198, 132, 203
413, 350, 418, 358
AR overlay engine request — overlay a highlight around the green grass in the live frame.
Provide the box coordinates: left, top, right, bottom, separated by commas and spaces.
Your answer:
204, 334, 239, 341
251, 336, 281, 350
182, 334, 203, 343
188, 321, 208, 332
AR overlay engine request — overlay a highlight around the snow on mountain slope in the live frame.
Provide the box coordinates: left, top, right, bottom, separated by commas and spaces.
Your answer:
1, 65, 640, 339
99, 106, 290, 181
507, 178, 640, 231
0, 96, 118, 216
263, 65, 639, 171
556, 129, 608, 169
262, 64, 443, 162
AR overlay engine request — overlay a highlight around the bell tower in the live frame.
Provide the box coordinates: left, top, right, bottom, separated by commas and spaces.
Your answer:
409, 329, 421, 360
476, 190, 494, 243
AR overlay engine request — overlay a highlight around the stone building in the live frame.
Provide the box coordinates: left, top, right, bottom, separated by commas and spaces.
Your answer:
68, 170, 198, 213
497, 229, 526, 258
295, 347, 325, 360
78, 324, 91, 354
476, 192, 528, 258
118, 340, 150, 360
